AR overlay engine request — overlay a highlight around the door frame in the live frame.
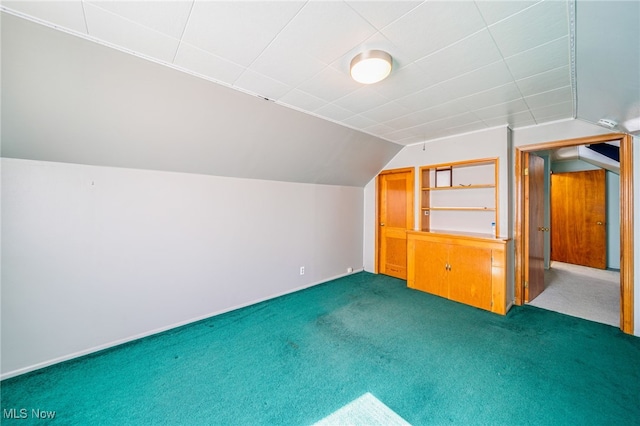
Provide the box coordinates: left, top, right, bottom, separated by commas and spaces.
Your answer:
375, 167, 415, 274
515, 133, 634, 334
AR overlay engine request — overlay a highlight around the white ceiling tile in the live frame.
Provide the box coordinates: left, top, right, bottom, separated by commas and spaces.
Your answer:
364, 123, 396, 135
408, 101, 472, 125
249, 36, 328, 88
432, 111, 483, 130
472, 99, 530, 120
173, 42, 245, 86
395, 84, 451, 112
342, 114, 379, 130
474, 0, 539, 26
461, 83, 523, 110
525, 86, 573, 109
382, 1, 487, 62
332, 87, 389, 113
530, 101, 574, 120
278, 89, 326, 112
315, 104, 354, 122
369, 64, 438, 101
280, 2, 377, 64
182, 1, 304, 67
360, 101, 412, 123
516, 65, 571, 97
297, 66, 361, 102
234, 69, 291, 100
415, 30, 503, 86
489, 0, 569, 58
395, 135, 429, 145
83, 3, 179, 62
346, 1, 422, 30
482, 111, 537, 128
444, 121, 488, 136
381, 112, 425, 130
524, 86, 573, 110
384, 127, 421, 142
3, 0, 87, 33
87, 1, 192, 39
505, 36, 570, 80
435, 60, 514, 101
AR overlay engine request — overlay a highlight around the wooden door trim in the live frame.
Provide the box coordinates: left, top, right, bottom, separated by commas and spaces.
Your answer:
375, 167, 415, 274
515, 132, 633, 334
620, 134, 634, 333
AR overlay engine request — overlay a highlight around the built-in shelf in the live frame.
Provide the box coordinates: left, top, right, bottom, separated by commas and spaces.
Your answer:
422, 184, 495, 191
423, 207, 496, 211
420, 158, 499, 235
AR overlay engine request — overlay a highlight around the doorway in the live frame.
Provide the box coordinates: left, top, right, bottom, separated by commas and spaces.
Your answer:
376, 167, 414, 279
515, 133, 634, 334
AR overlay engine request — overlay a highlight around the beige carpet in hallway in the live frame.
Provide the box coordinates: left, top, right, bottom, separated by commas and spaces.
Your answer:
528, 261, 620, 327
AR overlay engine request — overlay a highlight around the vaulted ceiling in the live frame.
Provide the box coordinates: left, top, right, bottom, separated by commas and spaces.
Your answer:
1, 1, 638, 185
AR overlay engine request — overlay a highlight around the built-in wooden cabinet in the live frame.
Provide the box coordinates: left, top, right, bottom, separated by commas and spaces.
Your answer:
408, 157, 508, 314
420, 158, 499, 236
407, 231, 508, 314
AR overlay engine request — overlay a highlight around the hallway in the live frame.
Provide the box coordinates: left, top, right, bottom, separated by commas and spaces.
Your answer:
529, 261, 619, 327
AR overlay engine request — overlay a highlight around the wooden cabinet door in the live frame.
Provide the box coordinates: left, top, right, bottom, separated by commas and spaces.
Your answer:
448, 244, 493, 311
411, 239, 449, 298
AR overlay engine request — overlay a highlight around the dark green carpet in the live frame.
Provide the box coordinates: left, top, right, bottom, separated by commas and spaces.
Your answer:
2, 272, 639, 425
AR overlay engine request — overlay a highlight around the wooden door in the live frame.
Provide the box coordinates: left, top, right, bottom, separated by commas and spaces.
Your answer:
551, 169, 606, 269
410, 239, 448, 297
524, 153, 545, 302
448, 244, 492, 311
378, 169, 414, 279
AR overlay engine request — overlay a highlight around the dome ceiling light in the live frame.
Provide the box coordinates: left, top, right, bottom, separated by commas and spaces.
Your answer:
350, 50, 392, 84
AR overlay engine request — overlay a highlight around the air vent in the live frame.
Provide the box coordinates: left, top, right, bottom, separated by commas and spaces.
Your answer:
597, 118, 617, 129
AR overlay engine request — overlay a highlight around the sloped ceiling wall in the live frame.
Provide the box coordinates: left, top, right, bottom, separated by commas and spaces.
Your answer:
1, 13, 401, 187
575, 0, 640, 134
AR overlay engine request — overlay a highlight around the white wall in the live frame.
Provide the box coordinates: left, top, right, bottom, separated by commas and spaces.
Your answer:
1, 158, 364, 378
364, 126, 510, 273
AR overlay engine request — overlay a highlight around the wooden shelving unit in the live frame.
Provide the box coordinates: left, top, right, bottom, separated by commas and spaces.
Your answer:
420, 158, 499, 236
409, 157, 508, 315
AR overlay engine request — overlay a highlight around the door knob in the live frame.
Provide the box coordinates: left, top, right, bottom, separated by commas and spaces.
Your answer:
596, 221, 603, 225
380, 223, 385, 226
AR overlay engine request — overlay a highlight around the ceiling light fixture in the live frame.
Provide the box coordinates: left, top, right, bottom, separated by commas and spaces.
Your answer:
350, 50, 392, 84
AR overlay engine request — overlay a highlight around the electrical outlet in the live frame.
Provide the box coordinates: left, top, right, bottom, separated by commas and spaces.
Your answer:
347, 267, 353, 273
300, 266, 305, 275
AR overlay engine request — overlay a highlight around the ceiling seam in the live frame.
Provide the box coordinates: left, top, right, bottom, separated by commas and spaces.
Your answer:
472, 0, 538, 127
80, 0, 89, 34
230, 1, 309, 95
171, 0, 196, 64
568, 0, 578, 120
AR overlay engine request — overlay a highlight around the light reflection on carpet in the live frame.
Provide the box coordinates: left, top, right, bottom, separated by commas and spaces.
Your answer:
313, 392, 410, 426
